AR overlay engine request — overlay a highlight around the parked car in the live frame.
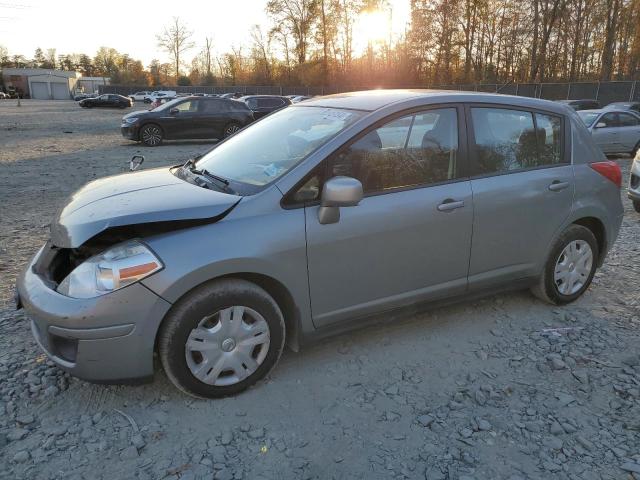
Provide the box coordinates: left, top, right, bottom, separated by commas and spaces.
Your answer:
73, 93, 97, 101
603, 101, 640, 113
144, 91, 177, 103
17, 90, 623, 398
556, 99, 601, 111
129, 91, 151, 102
291, 95, 312, 103
121, 96, 254, 146
0, 91, 8, 99
629, 150, 640, 212
79, 94, 132, 109
577, 109, 640, 155
239, 95, 292, 119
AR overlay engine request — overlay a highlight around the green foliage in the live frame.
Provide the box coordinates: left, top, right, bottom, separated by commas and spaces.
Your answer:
177, 75, 192, 86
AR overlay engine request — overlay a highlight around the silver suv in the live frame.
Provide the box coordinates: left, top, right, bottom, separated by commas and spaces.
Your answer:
17, 90, 624, 398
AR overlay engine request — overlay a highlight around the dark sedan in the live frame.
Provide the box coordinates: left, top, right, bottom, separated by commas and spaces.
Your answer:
121, 96, 254, 146
239, 95, 292, 119
556, 99, 600, 111
80, 94, 132, 109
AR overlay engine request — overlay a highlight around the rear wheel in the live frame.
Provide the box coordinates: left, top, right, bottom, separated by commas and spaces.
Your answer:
531, 225, 598, 305
140, 124, 163, 146
158, 279, 285, 398
223, 123, 241, 138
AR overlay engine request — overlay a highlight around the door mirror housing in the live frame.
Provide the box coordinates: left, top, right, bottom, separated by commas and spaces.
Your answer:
169, 107, 179, 115
594, 122, 607, 128
318, 176, 363, 225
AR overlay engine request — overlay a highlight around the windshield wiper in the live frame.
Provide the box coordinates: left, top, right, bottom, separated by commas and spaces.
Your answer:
183, 158, 233, 193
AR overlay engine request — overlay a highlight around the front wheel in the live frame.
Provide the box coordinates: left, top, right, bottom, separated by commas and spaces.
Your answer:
223, 122, 241, 138
158, 279, 286, 398
633, 200, 640, 213
531, 225, 598, 305
140, 124, 163, 146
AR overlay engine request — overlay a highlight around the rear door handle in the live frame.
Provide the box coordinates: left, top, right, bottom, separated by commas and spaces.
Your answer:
437, 199, 465, 212
548, 181, 570, 192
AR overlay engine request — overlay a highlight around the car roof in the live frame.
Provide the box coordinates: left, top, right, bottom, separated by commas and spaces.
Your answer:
299, 89, 572, 114
577, 109, 603, 114
239, 95, 283, 99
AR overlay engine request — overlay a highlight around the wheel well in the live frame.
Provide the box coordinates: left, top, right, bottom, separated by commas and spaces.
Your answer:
156, 273, 301, 353
572, 217, 606, 265
225, 273, 301, 351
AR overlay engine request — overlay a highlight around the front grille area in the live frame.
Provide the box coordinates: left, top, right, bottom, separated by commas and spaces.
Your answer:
33, 243, 93, 288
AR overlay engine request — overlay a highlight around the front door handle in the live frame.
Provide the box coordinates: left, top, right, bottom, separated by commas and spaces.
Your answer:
437, 199, 465, 212
548, 181, 570, 192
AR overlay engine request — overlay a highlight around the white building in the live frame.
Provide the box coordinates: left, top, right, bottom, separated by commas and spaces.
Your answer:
1, 68, 91, 99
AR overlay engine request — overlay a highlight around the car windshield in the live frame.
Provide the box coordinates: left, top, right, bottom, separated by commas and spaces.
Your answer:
577, 111, 600, 127
195, 106, 365, 189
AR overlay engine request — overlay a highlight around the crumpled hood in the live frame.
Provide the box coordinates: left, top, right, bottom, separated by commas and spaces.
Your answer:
50, 167, 240, 248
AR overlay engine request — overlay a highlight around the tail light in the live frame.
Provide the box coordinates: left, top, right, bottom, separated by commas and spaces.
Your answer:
590, 161, 621, 188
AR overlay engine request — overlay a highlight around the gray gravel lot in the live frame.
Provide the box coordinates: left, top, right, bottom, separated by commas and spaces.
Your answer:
0, 99, 639, 480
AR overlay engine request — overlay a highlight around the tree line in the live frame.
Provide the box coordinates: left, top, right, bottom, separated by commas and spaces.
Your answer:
1, 0, 639, 88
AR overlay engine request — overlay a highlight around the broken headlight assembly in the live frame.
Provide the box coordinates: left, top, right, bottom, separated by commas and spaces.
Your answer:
57, 240, 162, 299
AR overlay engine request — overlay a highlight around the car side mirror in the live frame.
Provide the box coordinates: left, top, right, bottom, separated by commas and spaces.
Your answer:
129, 155, 145, 171
595, 122, 607, 128
318, 176, 363, 225
169, 107, 179, 115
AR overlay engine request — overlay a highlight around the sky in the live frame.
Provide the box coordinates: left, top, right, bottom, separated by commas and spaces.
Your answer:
0, 0, 411, 66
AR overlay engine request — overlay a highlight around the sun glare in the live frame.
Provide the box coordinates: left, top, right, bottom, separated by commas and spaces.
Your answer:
353, 10, 391, 54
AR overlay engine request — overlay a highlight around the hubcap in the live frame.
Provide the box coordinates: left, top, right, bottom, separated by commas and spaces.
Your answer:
142, 126, 161, 145
185, 306, 270, 386
553, 240, 593, 295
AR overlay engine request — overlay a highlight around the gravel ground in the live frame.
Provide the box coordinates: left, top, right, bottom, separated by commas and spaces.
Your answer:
0, 99, 639, 480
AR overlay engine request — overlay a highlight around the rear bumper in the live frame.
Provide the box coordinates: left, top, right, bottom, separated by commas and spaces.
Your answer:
17, 245, 172, 383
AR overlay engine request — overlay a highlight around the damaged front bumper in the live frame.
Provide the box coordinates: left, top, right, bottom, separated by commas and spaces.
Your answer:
16, 245, 172, 384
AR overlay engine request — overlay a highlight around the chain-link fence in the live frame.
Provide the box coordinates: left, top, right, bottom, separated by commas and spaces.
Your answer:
100, 80, 640, 104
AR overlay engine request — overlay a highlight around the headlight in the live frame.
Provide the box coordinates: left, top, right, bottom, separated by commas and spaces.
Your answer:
124, 117, 139, 124
57, 240, 162, 299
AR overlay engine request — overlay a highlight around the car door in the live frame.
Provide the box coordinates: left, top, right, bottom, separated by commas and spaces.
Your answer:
590, 112, 619, 153
615, 112, 640, 152
198, 99, 228, 138
466, 106, 574, 289
303, 106, 473, 328
160, 99, 201, 139
96, 95, 109, 107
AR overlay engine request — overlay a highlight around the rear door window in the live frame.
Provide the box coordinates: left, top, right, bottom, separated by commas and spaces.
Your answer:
201, 100, 222, 113
470, 107, 564, 175
618, 112, 640, 126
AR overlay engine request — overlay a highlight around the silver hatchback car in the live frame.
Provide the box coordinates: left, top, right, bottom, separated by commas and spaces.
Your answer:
17, 90, 623, 398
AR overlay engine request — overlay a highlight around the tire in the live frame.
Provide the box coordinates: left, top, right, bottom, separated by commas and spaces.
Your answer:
158, 279, 286, 398
531, 225, 598, 305
632, 141, 640, 158
223, 122, 241, 138
633, 200, 640, 213
140, 124, 163, 146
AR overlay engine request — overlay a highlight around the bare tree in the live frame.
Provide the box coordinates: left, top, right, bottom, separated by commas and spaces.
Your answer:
202, 37, 214, 76
157, 17, 195, 80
